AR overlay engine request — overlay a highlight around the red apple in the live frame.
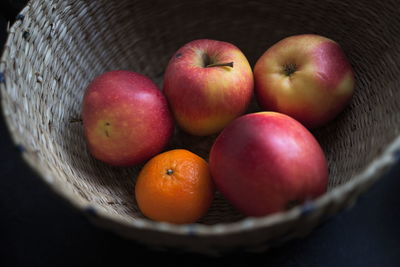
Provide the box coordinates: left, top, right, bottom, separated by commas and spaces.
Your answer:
82, 70, 173, 166
254, 34, 355, 128
209, 112, 328, 217
163, 39, 254, 136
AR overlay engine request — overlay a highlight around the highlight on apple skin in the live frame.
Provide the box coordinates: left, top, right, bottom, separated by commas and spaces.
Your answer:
82, 70, 174, 166
254, 34, 355, 129
163, 39, 254, 136
209, 112, 328, 217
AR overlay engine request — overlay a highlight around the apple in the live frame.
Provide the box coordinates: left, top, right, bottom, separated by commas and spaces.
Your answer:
254, 34, 355, 128
209, 112, 328, 217
82, 70, 173, 166
163, 39, 254, 136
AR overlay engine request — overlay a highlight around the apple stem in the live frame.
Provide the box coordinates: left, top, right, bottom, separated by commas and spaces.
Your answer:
206, 62, 234, 68
69, 118, 82, 123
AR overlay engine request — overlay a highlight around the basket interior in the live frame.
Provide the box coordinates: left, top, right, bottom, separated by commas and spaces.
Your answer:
2, 0, 400, 225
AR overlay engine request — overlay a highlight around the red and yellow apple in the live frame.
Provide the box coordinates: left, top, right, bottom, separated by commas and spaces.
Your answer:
82, 70, 173, 166
163, 39, 254, 136
209, 112, 328, 217
254, 34, 355, 128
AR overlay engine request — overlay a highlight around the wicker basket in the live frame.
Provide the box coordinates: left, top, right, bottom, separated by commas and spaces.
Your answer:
1, 0, 400, 255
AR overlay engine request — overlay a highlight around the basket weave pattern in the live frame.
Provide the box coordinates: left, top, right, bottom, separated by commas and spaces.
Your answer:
1, 0, 400, 254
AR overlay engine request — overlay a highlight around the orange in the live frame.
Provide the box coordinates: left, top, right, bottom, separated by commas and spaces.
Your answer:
134, 149, 215, 224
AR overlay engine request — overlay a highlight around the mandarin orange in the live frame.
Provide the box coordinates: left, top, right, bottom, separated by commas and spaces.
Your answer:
135, 149, 214, 224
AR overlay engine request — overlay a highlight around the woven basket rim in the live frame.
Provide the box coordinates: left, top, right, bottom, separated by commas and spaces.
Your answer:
1, 3, 399, 238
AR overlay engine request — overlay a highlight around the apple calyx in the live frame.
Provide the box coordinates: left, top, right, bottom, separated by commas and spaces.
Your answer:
206, 62, 234, 68
283, 63, 297, 76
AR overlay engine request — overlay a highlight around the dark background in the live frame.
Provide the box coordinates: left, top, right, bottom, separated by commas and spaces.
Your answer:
1, 1, 400, 266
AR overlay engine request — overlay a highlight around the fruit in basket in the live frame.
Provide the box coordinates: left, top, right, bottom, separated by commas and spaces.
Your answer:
135, 149, 215, 224
163, 39, 254, 136
209, 112, 328, 217
82, 70, 173, 166
254, 34, 355, 128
